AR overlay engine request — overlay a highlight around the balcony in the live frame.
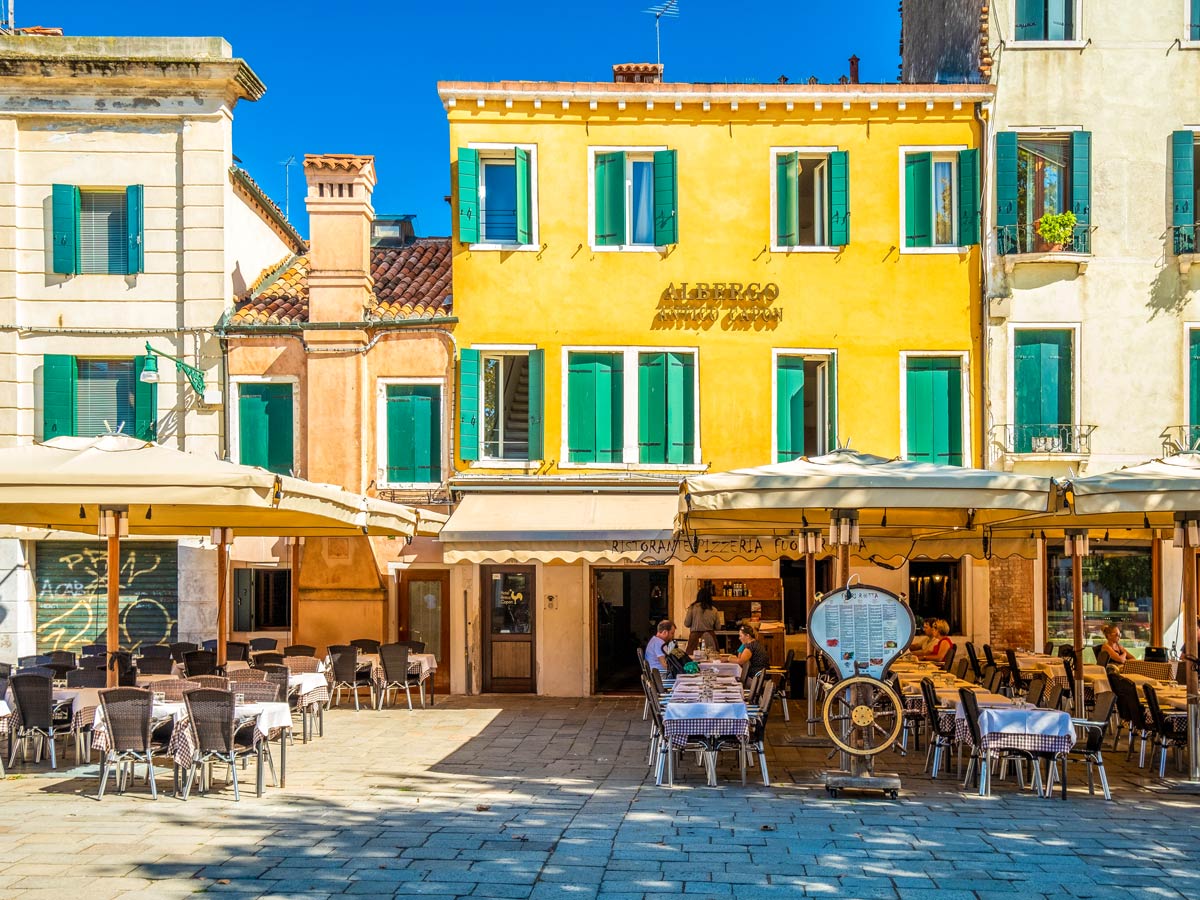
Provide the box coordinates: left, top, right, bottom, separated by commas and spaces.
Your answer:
996, 224, 1093, 274
990, 423, 1096, 465
1160, 425, 1200, 456
1171, 226, 1198, 273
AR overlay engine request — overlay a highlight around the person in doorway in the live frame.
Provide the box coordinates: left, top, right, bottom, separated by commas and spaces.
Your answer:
918, 619, 953, 663
737, 623, 770, 683
1098, 624, 1134, 666
684, 583, 721, 654
644, 620, 677, 673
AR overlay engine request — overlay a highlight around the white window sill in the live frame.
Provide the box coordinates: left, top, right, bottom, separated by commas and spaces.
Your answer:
900, 246, 970, 255
1182, 40, 1200, 50
771, 245, 845, 254
471, 460, 542, 470
468, 242, 539, 252
1007, 40, 1087, 50
558, 461, 706, 472
379, 481, 442, 490
1001, 251, 1090, 274
1178, 253, 1197, 274
588, 244, 665, 253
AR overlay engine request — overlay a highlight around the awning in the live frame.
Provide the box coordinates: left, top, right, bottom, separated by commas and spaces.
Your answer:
440, 493, 678, 564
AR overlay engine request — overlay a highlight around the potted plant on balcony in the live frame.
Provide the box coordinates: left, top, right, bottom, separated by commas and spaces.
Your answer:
1036, 210, 1077, 252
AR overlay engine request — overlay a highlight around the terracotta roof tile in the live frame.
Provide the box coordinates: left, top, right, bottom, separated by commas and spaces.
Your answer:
230, 238, 452, 327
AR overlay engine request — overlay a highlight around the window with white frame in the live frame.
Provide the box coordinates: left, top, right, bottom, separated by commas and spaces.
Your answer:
902, 149, 979, 249
483, 352, 532, 460
380, 381, 443, 485
1013, 0, 1079, 43
775, 353, 834, 462
772, 150, 849, 248
455, 145, 535, 246
592, 149, 678, 248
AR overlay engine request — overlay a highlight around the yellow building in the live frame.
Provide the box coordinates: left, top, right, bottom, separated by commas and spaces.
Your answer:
438, 66, 993, 696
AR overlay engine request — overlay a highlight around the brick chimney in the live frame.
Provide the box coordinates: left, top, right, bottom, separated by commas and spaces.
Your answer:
613, 62, 663, 84
303, 154, 377, 323
848, 55, 860, 84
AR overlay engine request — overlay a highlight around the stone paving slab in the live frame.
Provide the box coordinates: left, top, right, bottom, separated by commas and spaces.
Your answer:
1, 695, 1198, 898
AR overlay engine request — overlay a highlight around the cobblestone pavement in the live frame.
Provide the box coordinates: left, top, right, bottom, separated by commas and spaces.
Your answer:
1, 695, 1199, 899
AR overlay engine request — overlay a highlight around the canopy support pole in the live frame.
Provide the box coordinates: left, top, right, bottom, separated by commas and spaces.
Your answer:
1182, 543, 1199, 781
838, 545, 850, 586
213, 528, 232, 670
106, 531, 120, 690
805, 548, 817, 737
1071, 550, 1085, 718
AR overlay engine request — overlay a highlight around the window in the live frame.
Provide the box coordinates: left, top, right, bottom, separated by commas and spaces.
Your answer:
50, 184, 143, 275
773, 150, 848, 248
456, 146, 534, 246
459, 349, 544, 463
775, 353, 836, 462
381, 383, 442, 485
237, 382, 294, 475
902, 149, 979, 249
41, 354, 155, 440
233, 568, 291, 631
1172, 131, 1199, 255
1014, 0, 1078, 42
592, 149, 678, 248
909, 561, 963, 636
996, 131, 1091, 254
905, 356, 964, 466
1046, 546, 1152, 657
1013, 330, 1074, 453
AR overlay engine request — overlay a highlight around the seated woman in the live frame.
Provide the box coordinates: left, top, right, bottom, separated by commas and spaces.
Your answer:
918, 619, 953, 664
736, 624, 770, 683
1099, 624, 1135, 667
909, 619, 934, 655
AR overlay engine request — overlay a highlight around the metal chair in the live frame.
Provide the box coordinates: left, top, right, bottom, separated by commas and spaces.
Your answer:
284, 644, 316, 657
201, 640, 218, 651
228, 668, 266, 682
891, 674, 921, 754
158, 679, 201, 702
921, 678, 957, 778
378, 643, 423, 710
229, 681, 281, 703
283, 655, 321, 674
950, 656, 969, 680
169, 642, 198, 662
96, 687, 162, 800
765, 648, 795, 722
1107, 670, 1151, 764
1060, 654, 1078, 710
1048, 692, 1116, 800
964, 642, 984, 680
181, 689, 270, 801
1024, 675, 1046, 708
939, 642, 958, 672
46, 650, 77, 679
81, 643, 107, 657
1042, 683, 1064, 710
1005, 648, 1030, 694
1143, 684, 1187, 777
349, 638, 381, 654
6, 673, 72, 769
183, 650, 218, 678
981, 644, 998, 669
258, 665, 291, 710
330, 650, 374, 710
249, 637, 279, 652
192, 675, 230, 691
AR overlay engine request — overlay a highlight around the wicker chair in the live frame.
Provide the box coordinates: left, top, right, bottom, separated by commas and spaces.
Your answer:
229, 668, 266, 682
350, 638, 381, 654
1042, 684, 1064, 710
66, 668, 107, 688
379, 643, 423, 710
18, 654, 50, 668
7, 673, 72, 769
258, 665, 291, 708
201, 640, 218, 652
1024, 676, 1046, 708
192, 675, 230, 691
225, 641, 251, 663
249, 637, 278, 652
229, 681, 281, 703
169, 642, 198, 663
138, 645, 172, 659
137, 656, 175, 676
283, 655, 321, 674
81, 643, 107, 657
157, 679, 201, 702
181, 689, 270, 800
78, 655, 107, 669
254, 652, 285, 667
397, 640, 426, 654
330, 650, 374, 710
46, 650, 77, 679
284, 644, 316, 657
183, 650, 217, 678
97, 687, 162, 799
1143, 684, 1188, 777
1108, 670, 1151, 764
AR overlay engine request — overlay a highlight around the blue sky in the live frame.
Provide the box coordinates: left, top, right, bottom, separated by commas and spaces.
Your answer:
40, 1, 901, 237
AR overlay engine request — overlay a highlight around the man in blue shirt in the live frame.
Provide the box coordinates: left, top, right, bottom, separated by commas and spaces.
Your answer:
645, 620, 676, 673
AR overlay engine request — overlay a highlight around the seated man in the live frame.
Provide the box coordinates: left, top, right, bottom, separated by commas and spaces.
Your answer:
644, 620, 677, 673
918, 619, 953, 664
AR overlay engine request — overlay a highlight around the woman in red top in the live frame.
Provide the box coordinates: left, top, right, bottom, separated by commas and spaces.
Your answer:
918, 619, 953, 663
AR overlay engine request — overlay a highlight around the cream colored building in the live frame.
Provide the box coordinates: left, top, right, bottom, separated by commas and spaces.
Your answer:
0, 35, 303, 662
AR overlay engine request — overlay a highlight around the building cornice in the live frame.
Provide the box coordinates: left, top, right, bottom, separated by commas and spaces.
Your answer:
0, 54, 265, 103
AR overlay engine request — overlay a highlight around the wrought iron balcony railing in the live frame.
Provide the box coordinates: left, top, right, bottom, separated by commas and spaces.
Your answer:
990, 423, 1096, 455
1160, 425, 1200, 456
1172, 225, 1197, 256
996, 224, 1094, 256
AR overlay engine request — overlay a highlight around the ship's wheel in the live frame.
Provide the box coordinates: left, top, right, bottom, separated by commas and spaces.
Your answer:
821, 675, 903, 757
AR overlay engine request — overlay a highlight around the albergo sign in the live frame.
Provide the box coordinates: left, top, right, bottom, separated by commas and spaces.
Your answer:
655, 281, 782, 325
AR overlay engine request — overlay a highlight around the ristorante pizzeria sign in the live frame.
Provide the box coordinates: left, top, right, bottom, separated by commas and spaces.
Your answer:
655, 281, 782, 325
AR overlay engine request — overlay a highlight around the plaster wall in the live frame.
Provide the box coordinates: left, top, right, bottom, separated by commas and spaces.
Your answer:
226, 188, 294, 301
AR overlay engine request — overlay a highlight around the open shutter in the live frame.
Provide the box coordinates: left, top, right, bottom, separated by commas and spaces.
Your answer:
595, 152, 626, 246
1173, 131, 1195, 254
597, 353, 623, 462
995, 131, 1019, 252
1015, 0, 1045, 41
957, 148, 980, 246
410, 393, 435, 483
457, 147, 479, 244
1047, 0, 1071, 41
233, 569, 254, 633
132, 355, 157, 441
458, 348, 480, 462
904, 152, 932, 248
828, 150, 849, 246
515, 147, 532, 245
666, 352, 695, 464
653, 149, 678, 246
1193, 0, 1200, 41
826, 354, 838, 452
238, 386, 269, 468
776, 356, 805, 462
387, 393, 415, 482
51, 184, 79, 275
526, 349, 544, 460
42, 354, 77, 439
775, 152, 798, 247
126, 185, 144, 274
1191, 330, 1200, 433
1071, 130, 1092, 227
638, 352, 667, 464
266, 384, 294, 475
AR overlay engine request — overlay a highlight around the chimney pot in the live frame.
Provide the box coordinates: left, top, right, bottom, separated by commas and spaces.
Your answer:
303, 154, 377, 323
612, 62, 663, 84
849, 55, 860, 84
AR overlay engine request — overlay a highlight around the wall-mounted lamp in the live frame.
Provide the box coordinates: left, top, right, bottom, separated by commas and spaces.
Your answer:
1063, 529, 1090, 558
142, 341, 206, 395
828, 509, 860, 546
97, 505, 129, 538
800, 528, 824, 555
210, 527, 234, 548
1173, 512, 1200, 548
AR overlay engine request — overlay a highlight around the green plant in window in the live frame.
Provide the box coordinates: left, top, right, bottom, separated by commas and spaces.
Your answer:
1036, 210, 1077, 249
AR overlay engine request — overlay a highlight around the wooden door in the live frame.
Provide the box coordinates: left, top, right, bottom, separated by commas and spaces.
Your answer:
482, 566, 536, 693
398, 569, 451, 694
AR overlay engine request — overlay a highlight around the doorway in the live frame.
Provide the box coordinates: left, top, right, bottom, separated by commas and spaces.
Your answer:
909, 560, 962, 634
233, 567, 291, 633
592, 567, 670, 693
482, 566, 536, 692
779, 556, 833, 633
398, 569, 450, 694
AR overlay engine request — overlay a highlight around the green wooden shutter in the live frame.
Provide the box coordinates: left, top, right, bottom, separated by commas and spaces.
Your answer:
411, 393, 436, 483
995, 131, 1019, 252
132, 355, 157, 441
666, 352, 695, 464
826, 353, 839, 451
568, 353, 623, 462
595, 152, 626, 246
527, 349, 544, 460
515, 147, 532, 245
906, 358, 963, 466
265, 384, 294, 475
776, 356, 806, 462
597, 353, 623, 462
386, 387, 440, 483
126, 185, 144, 274
776, 152, 798, 247
42, 354, 77, 439
458, 348, 480, 462
828, 150, 849, 246
457, 147, 479, 244
1015, 331, 1072, 453
957, 148, 981, 246
1016, 0, 1045, 40
905, 152, 932, 248
1173, 131, 1195, 254
1047, 0, 1071, 41
238, 386, 269, 468
1193, 0, 1200, 41
638, 352, 667, 464
1071, 130, 1092, 227
653, 149, 678, 245
51, 184, 79, 275
1190, 330, 1200, 435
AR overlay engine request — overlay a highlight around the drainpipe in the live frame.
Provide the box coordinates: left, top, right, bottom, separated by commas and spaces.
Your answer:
974, 99, 991, 471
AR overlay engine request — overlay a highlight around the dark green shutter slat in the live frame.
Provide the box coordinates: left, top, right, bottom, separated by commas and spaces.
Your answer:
132, 355, 157, 441
826, 353, 839, 451
51, 184, 79, 275
457, 147, 479, 244
515, 147, 532, 245
42, 354, 76, 439
1193, 0, 1200, 41
828, 150, 849, 246
458, 348, 480, 462
568, 355, 598, 462
653, 149, 678, 245
906, 360, 935, 463
595, 151, 626, 246
776, 357, 806, 462
957, 148, 981, 246
126, 185, 144, 274
238, 386, 269, 468
266, 384, 294, 475
527, 349, 545, 460
1173, 131, 1195, 254
905, 152, 932, 248
776, 152, 798, 247
1190, 331, 1200, 434
1071, 131, 1091, 226
638, 352, 667, 464
1016, 0, 1045, 40
667, 352, 695, 464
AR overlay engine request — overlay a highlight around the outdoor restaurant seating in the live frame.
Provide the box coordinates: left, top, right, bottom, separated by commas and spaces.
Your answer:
249, 637, 278, 652
330, 650, 374, 710
378, 642, 423, 710
1006, 649, 1031, 693
396, 640, 425, 653
765, 648, 795, 722
1143, 684, 1188, 777
139, 645, 172, 659
283, 655, 321, 674
349, 638, 381, 654
1024, 676, 1046, 708
257, 665, 290, 706
192, 675, 230, 691
137, 656, 175, 675
284, 644, 316, 657
158, 679, 201, 701
254, 652, 285, 666
1107, 671, 1151, 764
67, 668, 107, 688
965, 642, 984, 679
96, 687, 162, 800
229, 681, 281, 703
982, 644, 998, 668
230, 667, 266, 682
921, 677, 957, 778
1051, 691, 1116, 800
1042, 684, 1064, 710
7, 673, 70, 769
181, 689, 268, 801
183, 650, 217, 678
169, 642, 198, 662
940, 643, 957, 672
226, 641, 251, 662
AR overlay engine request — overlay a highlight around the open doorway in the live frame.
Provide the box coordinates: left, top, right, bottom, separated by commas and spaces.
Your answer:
593, 567, 670, 693
909, 560, 962, 634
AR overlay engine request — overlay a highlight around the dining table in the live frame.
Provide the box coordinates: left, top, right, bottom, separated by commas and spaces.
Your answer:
355, 652, 440, 705
660, 673, 750, 786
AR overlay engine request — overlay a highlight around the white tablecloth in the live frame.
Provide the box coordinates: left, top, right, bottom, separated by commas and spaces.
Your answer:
697, 661, 742, 679
979, 707, 1074, 740
288, 673, 328, 696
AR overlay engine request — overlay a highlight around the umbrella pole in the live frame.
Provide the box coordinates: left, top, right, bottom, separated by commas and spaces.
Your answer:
1183, 544, 1199, 781
1072, 550, 1085, 718
215, 531, 229, 670
106, 530, 120, 689
805, 549, 817, 737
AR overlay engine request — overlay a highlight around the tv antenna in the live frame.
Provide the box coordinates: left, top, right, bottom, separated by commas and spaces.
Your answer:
280, 155, 296, 219
644, 1, 679, 68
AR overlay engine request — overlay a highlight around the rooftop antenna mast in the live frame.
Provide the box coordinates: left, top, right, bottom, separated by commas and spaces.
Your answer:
644, 1, 679, 68
280, 155, 296, 219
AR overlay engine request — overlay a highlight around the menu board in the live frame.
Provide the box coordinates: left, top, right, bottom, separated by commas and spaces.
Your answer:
808, 585, 915, 681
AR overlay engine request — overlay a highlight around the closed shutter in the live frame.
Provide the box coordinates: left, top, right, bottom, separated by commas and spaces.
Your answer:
78, 191, 129, 275
515, 147, 532, 245
568, 352, 623, 463
905, 152, 932, 248
653, 149, 678, 246
666, 352, 695, 464
386, 385, 441, 483
1015, 0, 1045, 41
35, 540, 178, 652
234, 569, 254, 632
239, 386, 270, 469
458, 348, 480, 462
906, 357, 963, 466
638, 352, 667, 463
51, 184, 79, 275
457, 147, 479, 244
76, 359, 134, 437
239, 383, 292, 475
776, 152, 798, 247
1014, 331, 1072, 452
595, 151, 626, 246
638, 352, 695, 464
957, 148, 980, 246
829, 150, 849, 246
527, 349, 545, 460
126, 185, 144, 274
133, 355, 158, 441
776, 356, 806, 462
42, 354, 77, 439
1173, 131, 1195, 254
